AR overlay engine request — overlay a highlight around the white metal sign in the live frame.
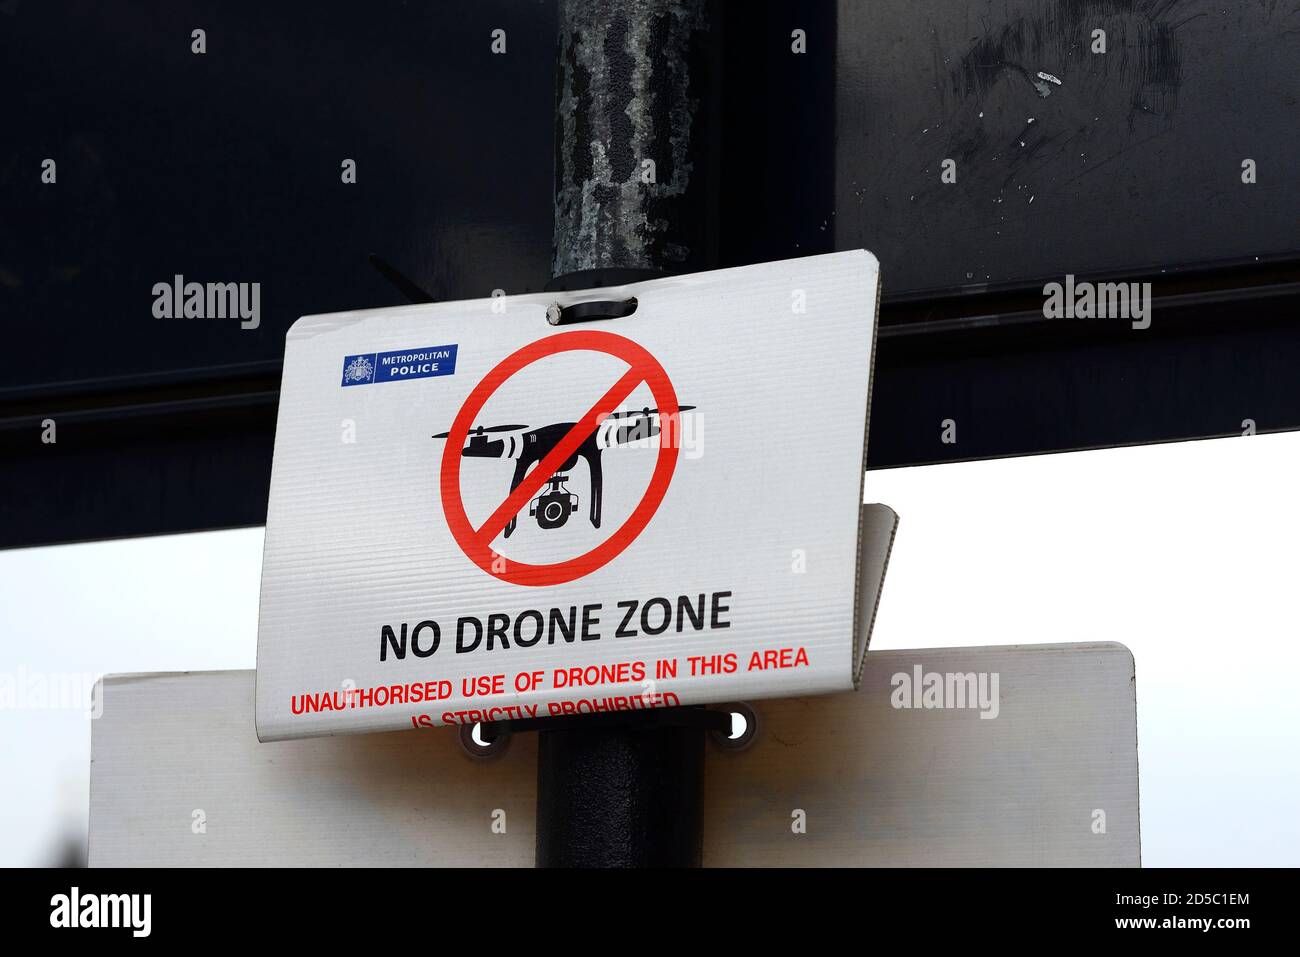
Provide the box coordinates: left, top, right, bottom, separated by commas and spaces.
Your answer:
256, 251, 886, 740
92, 643, 1139, 866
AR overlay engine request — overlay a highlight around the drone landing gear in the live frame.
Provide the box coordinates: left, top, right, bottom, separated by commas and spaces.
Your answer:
503, 454, 604, 538
587, 452, 602, 529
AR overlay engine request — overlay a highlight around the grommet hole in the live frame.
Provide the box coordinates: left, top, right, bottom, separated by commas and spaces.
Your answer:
709, 702, 757, 751
546, 296, 639, 326
459, 721, 509, 759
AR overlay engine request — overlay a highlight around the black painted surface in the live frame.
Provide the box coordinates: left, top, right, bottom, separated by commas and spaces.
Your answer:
536, 716, 705, 867
869, 282, 1300, 466
0, 392, 279, 546
2, 0, 1298, 548
5, 1, 1296, 397
834, 0, 1300, 295
2, 0, 556, 397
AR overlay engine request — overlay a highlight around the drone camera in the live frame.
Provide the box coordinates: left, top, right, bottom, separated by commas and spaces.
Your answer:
530, 477, 579, 531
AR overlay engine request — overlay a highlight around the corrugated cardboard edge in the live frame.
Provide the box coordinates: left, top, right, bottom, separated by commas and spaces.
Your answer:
852, 504, 899, 687
850, 249, 893, 689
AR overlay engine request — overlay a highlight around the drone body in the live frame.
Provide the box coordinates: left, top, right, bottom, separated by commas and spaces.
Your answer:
434, 407, 694, 537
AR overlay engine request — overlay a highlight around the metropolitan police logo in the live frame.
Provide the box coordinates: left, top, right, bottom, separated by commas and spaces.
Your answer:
340, 345, 458, 387
341, 354, 375, 386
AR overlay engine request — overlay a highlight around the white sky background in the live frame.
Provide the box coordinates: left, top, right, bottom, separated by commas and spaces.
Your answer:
1, 430, 1297, 866
0, 528, 263, 866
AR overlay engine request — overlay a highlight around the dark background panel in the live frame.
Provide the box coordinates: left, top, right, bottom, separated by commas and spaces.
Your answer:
869, 284, 1300, 466
836, 0, 1300, 296
5, 0, 1297, 400
3, 0, 556, 396
0, 394, 279, 546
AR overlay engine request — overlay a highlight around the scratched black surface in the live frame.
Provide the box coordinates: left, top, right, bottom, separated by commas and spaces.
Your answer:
835, 0, 1300, 294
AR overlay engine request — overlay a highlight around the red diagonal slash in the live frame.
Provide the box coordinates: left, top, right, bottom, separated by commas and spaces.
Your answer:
471, 364, 646, 547
441, 329, 681, 587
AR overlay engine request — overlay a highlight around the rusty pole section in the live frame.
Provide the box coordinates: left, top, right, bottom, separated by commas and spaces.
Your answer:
537, 0, 719, 867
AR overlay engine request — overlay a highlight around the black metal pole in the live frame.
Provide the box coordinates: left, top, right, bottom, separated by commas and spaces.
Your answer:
535, 712, 708, 867
537, 0, 719, 868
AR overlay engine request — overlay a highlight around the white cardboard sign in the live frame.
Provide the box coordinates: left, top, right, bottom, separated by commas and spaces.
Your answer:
256, 251, 885, 740
93, 644, 1140, 866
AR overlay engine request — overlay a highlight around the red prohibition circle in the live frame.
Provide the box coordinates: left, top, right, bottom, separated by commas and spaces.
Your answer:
440, 330, 681, 587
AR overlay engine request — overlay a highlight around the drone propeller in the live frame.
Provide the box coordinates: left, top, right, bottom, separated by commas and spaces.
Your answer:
432, 424, 529, 439
603, 405, 695, 420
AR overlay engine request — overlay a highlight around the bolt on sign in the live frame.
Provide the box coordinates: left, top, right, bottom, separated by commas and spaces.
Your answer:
255, 251, 893, 740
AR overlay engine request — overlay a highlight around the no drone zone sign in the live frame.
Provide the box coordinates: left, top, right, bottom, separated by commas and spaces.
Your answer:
256, 251, 889, 741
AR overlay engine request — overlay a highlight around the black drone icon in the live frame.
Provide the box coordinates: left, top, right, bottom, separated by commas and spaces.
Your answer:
434, 405, 695, 537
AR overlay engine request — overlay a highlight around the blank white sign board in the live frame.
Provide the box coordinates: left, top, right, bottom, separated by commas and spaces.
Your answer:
90, 642, 1139, 866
